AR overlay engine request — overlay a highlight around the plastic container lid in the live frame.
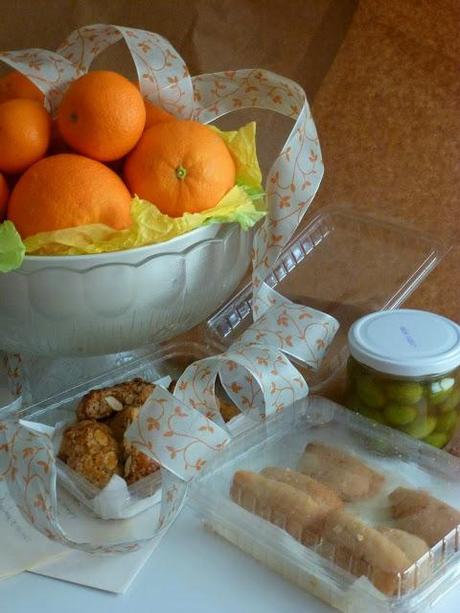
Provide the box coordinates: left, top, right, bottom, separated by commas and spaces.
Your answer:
348, 309, 460, 377
207, 206, 447, 390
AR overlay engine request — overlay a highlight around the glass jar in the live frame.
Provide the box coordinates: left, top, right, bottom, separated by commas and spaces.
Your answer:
345, 309, 460, 449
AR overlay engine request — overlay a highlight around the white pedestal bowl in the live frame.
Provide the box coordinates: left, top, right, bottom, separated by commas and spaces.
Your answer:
0, 222, 252, 357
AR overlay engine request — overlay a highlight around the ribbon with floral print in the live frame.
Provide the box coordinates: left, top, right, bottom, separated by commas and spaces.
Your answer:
191, 68, 323, 320
0, 24, 339, 554
0, 419, 189, 553
0, 327, 311, 553
172, 335, 309, 429
0, 370, 232, 553
125, 384, 231, 480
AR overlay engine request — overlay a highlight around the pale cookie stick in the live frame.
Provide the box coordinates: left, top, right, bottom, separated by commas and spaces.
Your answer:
378, 528, 430, 589
260, 467, 343, 510
389, 487, 460, 547
231, 471, 329, 545
298, 442, 384, 501
378, 528, 428, 562
322, 510, 410, 596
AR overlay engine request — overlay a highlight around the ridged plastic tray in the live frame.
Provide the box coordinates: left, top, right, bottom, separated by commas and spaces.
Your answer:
191, 395, 460, 612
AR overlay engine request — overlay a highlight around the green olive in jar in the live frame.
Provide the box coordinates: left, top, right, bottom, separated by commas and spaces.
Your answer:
401, 415, 437, 439
440, 388, 460, 413
434, 410, 457, 434
426, 377, 456, 406
383, 402, 417, 427
357, 405, 386, 424
385, 381, 424, 405
346, 394, 384, 423
422, 432, 449, 448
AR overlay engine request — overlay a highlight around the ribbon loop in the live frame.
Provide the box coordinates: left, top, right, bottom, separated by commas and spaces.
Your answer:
125, 385, 230, 482
238, 294, 339, 369
57, 24, 195, 118
0, 420, 187, 553
190, 69, 323, 319
0, 49, 81, 113
174, 345, 308, 425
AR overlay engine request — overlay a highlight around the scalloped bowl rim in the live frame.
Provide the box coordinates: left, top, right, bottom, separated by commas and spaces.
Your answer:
18, 222, 233, 269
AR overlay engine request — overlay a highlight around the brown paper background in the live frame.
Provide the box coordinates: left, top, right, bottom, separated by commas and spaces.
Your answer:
1, 1, 458, 397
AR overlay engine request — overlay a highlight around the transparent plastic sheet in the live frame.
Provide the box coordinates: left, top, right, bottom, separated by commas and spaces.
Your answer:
208, 206, 446, 392
0, 24, 339, 554
190, 396, 460, 612
1, 347, 158, 411
19, 375, 173, 521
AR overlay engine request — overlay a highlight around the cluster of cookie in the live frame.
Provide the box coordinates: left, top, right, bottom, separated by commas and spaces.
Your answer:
59, 378, 160, 488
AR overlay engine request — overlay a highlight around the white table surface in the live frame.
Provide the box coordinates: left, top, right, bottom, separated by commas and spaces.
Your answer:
0, 381, 459, 613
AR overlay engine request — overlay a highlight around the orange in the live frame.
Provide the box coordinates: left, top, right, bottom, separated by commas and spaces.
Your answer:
124, 120, 236, 217
8, 153, 132, 238
0, 173, 9, 221
0, 98, 51, 174
144, 99, 175, 130
57, 71, 146, 162
0, 71, 45, 105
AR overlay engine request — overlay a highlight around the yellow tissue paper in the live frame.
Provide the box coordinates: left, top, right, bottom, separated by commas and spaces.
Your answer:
1, 122, 265, 267
25, 187, 264, 256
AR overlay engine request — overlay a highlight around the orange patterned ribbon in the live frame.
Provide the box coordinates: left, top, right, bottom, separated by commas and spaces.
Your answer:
172, 344, 308, 429
191, 69, 323, 317
56, 25, 194, 118
0, 420, 188, 553
0, 24, 338, 553
125, 384, 230, 480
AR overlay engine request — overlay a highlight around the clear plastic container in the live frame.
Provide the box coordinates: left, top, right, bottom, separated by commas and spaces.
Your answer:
207, 206, 447, 393
17, 341, 229, 519
190, 396, 460, 612
345, 310, 460, 450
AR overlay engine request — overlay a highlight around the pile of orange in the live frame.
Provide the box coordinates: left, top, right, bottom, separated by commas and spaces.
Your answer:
0, 70, 236, 239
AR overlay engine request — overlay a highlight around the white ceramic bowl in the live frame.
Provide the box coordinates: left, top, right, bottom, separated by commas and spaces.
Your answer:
0, 223, 252, 357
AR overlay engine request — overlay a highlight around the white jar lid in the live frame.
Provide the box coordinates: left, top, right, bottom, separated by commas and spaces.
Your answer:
348, 309, 460, 377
